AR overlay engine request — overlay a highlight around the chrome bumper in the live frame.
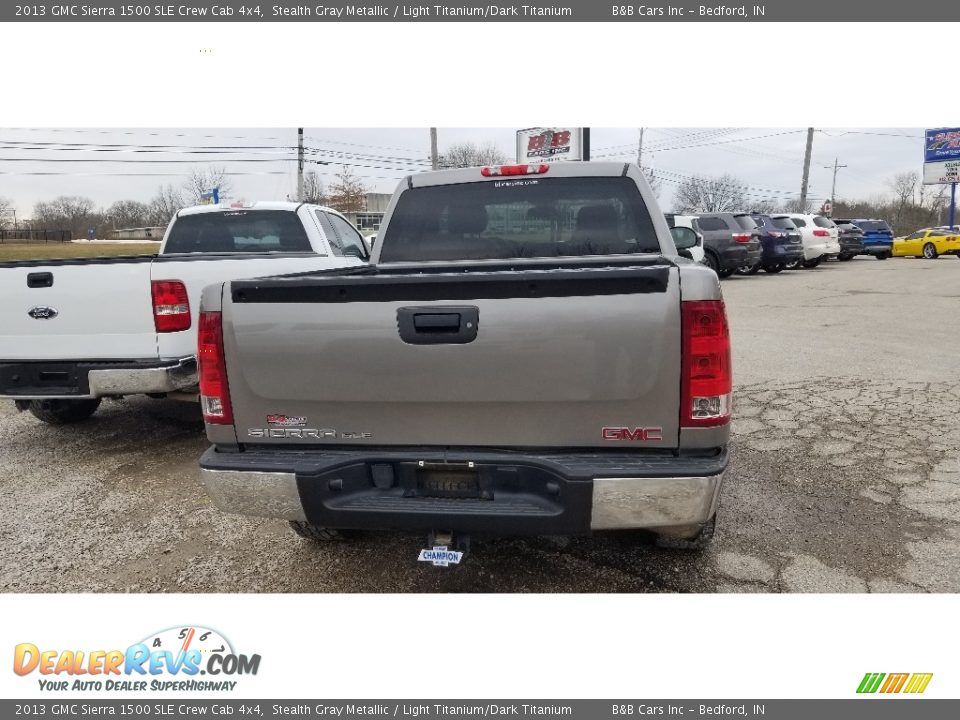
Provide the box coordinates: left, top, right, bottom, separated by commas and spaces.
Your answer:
590, 474, 723, 530
199, 467, 724, 532
87, 357, 197, 397
200, 468, 307, 522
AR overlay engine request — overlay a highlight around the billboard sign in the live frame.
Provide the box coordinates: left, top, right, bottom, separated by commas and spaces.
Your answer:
924, 128, 960, 163
923, 159, 960, 186
517, 127, 584, 163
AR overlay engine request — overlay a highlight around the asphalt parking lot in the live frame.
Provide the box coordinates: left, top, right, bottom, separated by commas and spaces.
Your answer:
2, 256, 958, 593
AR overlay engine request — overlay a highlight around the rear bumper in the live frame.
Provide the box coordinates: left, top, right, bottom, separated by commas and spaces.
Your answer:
0, 356, 197, 399
862, 244, 893, 256
803, 242, 828, 261
199, 446, 728, 536
762, 243, 803, 264
721, 245, 762, 271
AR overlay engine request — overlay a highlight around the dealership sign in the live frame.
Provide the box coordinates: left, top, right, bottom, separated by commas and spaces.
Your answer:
923, 128, 960, 185
923, 159, 960, 185
516, 127, 585, 163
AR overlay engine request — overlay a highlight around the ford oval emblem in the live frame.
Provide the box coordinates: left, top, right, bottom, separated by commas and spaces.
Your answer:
28, 306, 58, 320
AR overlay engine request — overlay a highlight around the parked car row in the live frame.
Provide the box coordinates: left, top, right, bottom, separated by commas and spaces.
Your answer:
666, 212, 895, 278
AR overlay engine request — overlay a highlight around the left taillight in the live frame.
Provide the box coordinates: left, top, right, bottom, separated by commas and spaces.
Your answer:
731, 232, 752, 243
198, 311, 233, 425
151, 280, 191, 333
680, 300, 732, 428
812, 229, 830, 237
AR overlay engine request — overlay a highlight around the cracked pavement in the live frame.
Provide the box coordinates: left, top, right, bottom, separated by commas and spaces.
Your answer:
1, 256, 957, 592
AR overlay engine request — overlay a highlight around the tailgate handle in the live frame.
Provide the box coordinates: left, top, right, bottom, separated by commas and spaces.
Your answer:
397, 306, 479, 345
27, 272, 53, 288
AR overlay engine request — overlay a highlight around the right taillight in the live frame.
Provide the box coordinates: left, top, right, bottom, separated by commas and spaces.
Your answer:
732, 233, 752, 243
812, 229, 830, 237
681, 300, 732, 428
198, 311, 233, 425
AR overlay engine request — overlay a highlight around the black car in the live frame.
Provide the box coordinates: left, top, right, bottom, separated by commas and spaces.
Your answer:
738, 214, 804, 274
834, 221, 866, 261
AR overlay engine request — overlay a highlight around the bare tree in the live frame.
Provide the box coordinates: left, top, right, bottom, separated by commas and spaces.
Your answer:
748, 199, 779, 214
32, 196, 96, 238
183, 166, 234, 204
887, 171, 918, 228
325, 166, 368, 213
302, 171, 328, 205
147, 184, 187, 226
440, 141, 507, 168
106, 200, 150, 230
0, 196, 12, 230
781, 196, 813, 214
673, 174, 747, 213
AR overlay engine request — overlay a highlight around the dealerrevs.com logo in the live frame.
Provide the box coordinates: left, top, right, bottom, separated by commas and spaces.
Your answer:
13, 626, 261, 692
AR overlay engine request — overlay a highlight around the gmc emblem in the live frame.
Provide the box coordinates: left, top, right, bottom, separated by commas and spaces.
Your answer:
602, 426, 663, 441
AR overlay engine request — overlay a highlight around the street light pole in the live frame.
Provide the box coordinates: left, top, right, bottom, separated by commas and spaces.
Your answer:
824, 157, 848, 209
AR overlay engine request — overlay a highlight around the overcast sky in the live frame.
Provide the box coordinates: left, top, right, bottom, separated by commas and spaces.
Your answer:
0, 127, 929, 219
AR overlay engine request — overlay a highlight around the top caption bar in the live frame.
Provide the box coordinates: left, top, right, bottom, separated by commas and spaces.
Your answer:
5, 1, 960, 22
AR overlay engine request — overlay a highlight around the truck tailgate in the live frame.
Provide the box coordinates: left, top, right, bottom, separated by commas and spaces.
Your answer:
0, 258, 157, 361
222, 263, 682, 449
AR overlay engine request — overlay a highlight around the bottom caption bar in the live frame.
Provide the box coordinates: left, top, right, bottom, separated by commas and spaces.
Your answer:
4, 701, 958, 719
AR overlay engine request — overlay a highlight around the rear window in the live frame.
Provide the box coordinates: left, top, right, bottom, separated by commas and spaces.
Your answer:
164, 211, 312, 254
378, 177, 660, 263
790, 217, 807, 228
697, 216, 730, 231
813, 216, 836, 228
733, 215, 758, 231
770, 217, 797, 230
855, 220, 893, 233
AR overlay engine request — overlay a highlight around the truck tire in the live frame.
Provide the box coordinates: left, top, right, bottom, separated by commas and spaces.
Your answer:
922, 242, 938, 259
27, 398, 101, 425
289, 521, 360, 543
655, 514, 716, 550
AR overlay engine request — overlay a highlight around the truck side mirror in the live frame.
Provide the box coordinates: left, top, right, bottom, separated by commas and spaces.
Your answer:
670, 226, 698, 251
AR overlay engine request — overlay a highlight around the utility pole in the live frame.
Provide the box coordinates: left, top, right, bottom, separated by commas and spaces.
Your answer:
824, 157, 848, 209
296, 127, 305, 201
430, 127, 439, 170
799, 127, 814, 209
637, 127, 645, 167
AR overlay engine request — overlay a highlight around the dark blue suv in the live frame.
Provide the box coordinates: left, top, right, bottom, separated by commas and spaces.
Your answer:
737, 214, 804, 274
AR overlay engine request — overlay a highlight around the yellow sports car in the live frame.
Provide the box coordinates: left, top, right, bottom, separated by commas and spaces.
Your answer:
892, 227, 960, 259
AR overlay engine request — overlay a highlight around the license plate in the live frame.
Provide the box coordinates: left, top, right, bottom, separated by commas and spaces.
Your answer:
417, 470, 481, 499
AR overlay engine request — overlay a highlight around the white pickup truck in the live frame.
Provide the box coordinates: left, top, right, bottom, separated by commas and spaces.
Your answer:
0, 201, 368, 424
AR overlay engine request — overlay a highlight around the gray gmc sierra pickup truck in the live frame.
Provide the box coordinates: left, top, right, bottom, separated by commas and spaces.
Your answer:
196, 161, 731, 560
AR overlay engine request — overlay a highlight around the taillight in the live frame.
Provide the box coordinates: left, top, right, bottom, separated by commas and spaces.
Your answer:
769, 231, 785, 238
151, 280, 191, 333
812, 229, 830, 237
198, 311, 233, 425
731, 233, 752, 243
481, 164, 550, 177
681, 300, 732, 428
